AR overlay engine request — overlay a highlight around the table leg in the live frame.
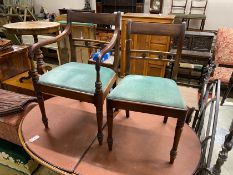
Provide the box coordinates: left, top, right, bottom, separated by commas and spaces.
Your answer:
33, 35, 45, 75
170, 116, 185, 164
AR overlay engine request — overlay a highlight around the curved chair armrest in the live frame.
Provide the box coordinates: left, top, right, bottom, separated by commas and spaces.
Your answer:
29, 25, 71, 59
96, 28, 120, 66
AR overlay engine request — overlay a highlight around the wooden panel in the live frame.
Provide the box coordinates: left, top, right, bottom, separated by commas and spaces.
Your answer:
150, 35, 168, 44
0, 46, 30, 83
145, 60, 167, 77
149, 43, 167, 51
120, 13, 175, 77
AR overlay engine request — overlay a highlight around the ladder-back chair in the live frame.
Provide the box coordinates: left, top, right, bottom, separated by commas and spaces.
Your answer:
106, 20, 186, 164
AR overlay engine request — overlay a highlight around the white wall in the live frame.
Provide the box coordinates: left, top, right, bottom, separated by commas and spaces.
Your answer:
33, 0, 233, 30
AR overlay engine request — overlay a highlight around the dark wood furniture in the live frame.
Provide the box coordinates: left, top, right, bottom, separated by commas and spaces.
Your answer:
107, 21, 187, 164
171, 31, 214, 86
3, 21, 60, 76
18, 96, 202, 175
120, 13, 175, 77
0, 45, 30, 89
28, 11, 121, 145
149, 0, 163, 14
0, 44, 31, 96
58, 8, 95, 15
96, 0, 144, 13
212, 118, 233, 175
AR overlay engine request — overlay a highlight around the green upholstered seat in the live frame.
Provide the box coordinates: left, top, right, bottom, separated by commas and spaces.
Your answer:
39, 62, 116, 94
108, 75, 186, 109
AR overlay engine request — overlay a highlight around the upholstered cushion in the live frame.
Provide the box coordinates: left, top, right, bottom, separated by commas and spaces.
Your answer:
0, 139, 38, 175
108, 75, 186, 109
210, 67, 233, 83
215, 28, 233, 66
39, 62, 116, 94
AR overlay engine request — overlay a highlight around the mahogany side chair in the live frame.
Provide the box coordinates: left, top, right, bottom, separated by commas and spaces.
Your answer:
28, 11, 121, 145
210, 28, 233, 105
106, 21, 187, 164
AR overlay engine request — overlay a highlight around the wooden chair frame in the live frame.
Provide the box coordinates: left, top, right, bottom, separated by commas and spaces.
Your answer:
170, 0, 188, 14
107, 21, 187, 164
28, 11, 121, 145
187, 0, 208, 30
189, 0, 208, 15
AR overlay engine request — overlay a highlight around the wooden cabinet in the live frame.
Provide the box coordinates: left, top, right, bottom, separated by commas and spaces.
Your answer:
120, 13, 175, 77
0, 45, 30, 84
96, 0, 144, 13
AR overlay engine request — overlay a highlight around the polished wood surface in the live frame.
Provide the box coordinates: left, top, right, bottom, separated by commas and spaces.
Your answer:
19, 97, 201, 175
120, 13, 175, 77
3, 21, 60, 35
0, 45, 30, 84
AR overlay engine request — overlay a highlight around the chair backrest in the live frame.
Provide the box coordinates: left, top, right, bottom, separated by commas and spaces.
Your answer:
125, 20, 186, 80
215, 27, 233, 66
170, 0, 188, 14
190, 0, 208, 15
192, 79, 221, 174
67, 10, 121, 71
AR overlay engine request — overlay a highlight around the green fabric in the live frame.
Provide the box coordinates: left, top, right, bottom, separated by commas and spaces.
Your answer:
186, 14, 206, 19
170, 13, 187, 18
58, 20, 96, 27
108, 75, 186, 109
0, 139, 38, 175
39, 62, 116, 94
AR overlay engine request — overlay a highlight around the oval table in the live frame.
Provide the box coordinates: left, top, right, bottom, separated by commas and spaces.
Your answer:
19, 97, 202, 175
3, 21, 60, 77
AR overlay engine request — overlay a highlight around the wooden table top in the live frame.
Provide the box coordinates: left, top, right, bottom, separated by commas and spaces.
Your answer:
19, 97, 201, 175
3, 21, 60, 35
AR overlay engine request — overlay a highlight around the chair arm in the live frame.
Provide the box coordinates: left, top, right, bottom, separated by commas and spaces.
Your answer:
96, 29, 120, 66
29, 25, 71, 59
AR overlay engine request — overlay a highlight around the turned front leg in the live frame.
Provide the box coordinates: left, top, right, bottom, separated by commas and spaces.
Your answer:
33, 35, 45, 75
107, 102, 114, 151
170, 116, 185, 164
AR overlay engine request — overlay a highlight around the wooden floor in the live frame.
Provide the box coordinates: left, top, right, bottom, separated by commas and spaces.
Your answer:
20, 97, 201, 175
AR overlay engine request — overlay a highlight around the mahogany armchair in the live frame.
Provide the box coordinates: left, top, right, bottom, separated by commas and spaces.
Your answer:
28, 11, 121, 145
210, 28, 233, 105
107, 21, 187, 164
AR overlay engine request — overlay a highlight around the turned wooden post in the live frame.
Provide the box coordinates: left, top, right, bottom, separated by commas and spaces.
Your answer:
212, 119, 233, 175
94, 57, 103, 145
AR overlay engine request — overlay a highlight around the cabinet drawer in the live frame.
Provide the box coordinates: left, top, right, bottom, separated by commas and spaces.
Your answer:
150, 35, 168, 44
150, 43, 167, 52
146, 60, 167, 77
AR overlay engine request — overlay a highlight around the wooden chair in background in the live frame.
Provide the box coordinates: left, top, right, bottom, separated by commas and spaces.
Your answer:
106, 21, 186, 164
170, 0, 188, 14
210, 28, 233, 105
186, 0, 208, 30
28, 11, 121, 145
